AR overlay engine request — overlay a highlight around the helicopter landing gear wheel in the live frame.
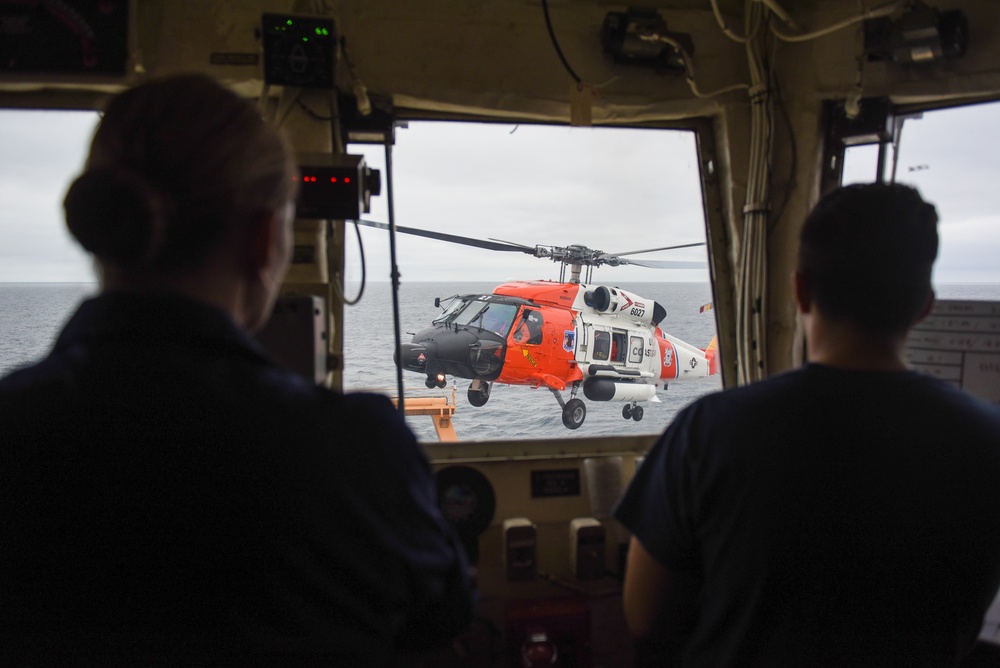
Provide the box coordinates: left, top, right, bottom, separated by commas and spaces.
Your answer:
468, 380, 491, 407
622, 404, 632, 420
437, 377, 448, 389
632, 404, 644, 422
425, 377, 437, 389
562, 398, 586, 430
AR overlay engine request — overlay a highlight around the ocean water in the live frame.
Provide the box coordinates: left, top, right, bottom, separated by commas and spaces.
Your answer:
3, 281, 999, 442
0, 283, 97, 377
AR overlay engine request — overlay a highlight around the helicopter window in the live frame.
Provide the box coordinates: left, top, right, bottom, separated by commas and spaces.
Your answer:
433, 296, 469, 324
593, 331, 611, 361
611, 332, 627, 363
453, 300, 490, 327
512, 309, 543, 345
629, 335, 645, 364
479, 303, 518, 336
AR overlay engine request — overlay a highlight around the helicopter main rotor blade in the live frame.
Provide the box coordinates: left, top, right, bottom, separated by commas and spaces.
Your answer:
356, 219, 534, 254
602, 241, 707, 258
488, 237, 536, 251
616, 258, 707, 269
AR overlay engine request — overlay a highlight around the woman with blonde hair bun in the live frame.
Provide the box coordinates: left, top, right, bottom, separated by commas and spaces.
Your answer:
0, 73, 473, 665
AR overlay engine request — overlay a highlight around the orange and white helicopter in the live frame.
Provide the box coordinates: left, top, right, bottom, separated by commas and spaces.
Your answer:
358, 220, 719, 430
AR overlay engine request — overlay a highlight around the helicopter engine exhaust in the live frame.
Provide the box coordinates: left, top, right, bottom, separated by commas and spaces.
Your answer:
582, 377, 658, 403
583, 285, 667, 327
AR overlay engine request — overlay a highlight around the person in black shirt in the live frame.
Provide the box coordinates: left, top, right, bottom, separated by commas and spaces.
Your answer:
615, 183, 1000, 666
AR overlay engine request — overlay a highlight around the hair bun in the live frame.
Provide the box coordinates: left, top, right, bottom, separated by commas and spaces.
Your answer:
64, 167, 169, 266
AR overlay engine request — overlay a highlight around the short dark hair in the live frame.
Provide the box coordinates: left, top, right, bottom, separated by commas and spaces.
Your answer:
797, 183, 938, 334
64, 74, 298, 272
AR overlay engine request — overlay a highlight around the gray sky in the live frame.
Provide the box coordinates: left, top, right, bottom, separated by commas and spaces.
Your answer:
347, 121, 709, 284
841, 100, 1000, 285
0, 109, 100, 282
1, 102, 998, 285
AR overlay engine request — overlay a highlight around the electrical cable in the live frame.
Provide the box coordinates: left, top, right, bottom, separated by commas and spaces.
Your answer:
296, 97, 335, 121
768, 76, 798, 234
324, 88, 359, 311
331, 221, 367, 306
258, 84, 271, 117
759, 0, 801, 32
710, 0, 749, 43
274, 87, 302, 127
541, 0, 582, 84
340, 37, 372, 117
734, 0, 772, 385
656, 35, 750, 99
770, 0, 907, 43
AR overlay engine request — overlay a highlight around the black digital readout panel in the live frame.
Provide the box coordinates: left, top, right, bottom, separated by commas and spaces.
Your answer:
0, 0, 129, 77
530, 469, 581, 498
262, 13, 335, 89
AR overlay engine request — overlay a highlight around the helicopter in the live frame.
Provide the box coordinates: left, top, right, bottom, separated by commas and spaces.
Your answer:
356, 220, 719, 429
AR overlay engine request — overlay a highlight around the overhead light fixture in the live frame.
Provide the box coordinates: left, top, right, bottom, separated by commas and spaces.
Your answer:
600, 8, 693, 75
864, 3, 967, 64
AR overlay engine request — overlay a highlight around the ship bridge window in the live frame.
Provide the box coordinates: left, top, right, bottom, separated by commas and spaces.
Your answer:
0, 109, 100, 378
340, 120, 719, 441
837, 99, 1000, 294
0, 110, 99, 286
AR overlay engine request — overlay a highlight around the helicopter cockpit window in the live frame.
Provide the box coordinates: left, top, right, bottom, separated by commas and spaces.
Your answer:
512, 309, 543, 345
479, 303, 518, 336
433, 297, 468, 324
593, 331, 611, 361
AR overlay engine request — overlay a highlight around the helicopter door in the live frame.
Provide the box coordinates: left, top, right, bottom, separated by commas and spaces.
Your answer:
512, 308, 544, 346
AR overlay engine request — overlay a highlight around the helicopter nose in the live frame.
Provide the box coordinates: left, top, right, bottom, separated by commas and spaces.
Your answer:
395, 327, 506, 381
394, 342, 428, 372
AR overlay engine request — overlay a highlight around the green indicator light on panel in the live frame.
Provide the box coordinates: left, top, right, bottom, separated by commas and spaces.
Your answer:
302, 37, 308, 42
286, 19, 293, 26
